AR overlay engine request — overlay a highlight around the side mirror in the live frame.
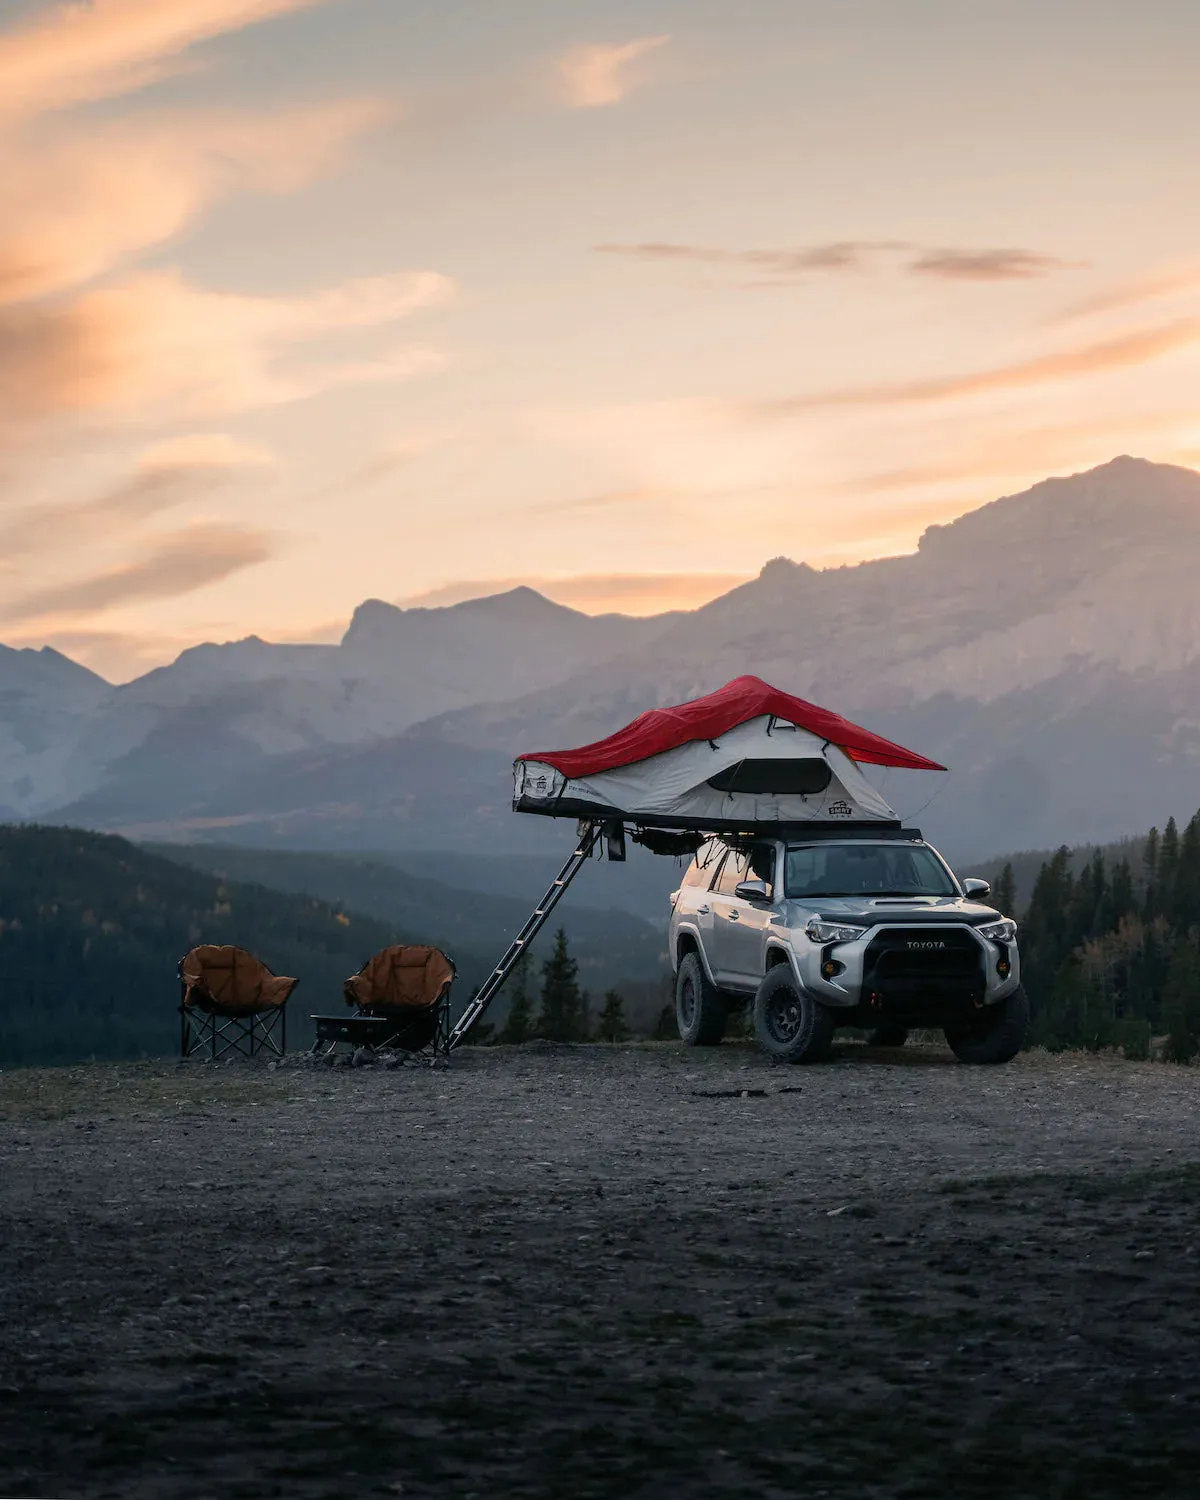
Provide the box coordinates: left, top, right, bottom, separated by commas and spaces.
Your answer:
734, 880, 772, 904
962, 877, 991, 899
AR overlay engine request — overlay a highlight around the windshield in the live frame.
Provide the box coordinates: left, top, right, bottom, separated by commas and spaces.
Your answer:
785, 842, 957, 899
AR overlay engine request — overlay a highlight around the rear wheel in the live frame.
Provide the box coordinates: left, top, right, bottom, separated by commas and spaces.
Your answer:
945, 985, 1030, 1065
753, 965, 835, 1064
675, 952, 728, 1045
867, 1024, 909, 1048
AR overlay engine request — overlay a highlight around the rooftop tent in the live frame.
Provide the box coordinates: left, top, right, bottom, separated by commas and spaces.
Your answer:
513, 675, 945, 831
453, 678, 946, 1046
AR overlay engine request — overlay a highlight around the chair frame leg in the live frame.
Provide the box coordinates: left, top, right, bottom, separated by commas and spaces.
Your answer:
179, 1006, 287, 1060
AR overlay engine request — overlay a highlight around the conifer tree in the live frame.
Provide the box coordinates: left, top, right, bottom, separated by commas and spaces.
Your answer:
992, 862, 1016, 917
1172, 812, 1200, 931
1163, 936, 1200, 1064
1110, 858, 1134, 925
499, 950, 534, 1044
1021, 846, 1074, 1005
597, 989, 630, 1042
1084, 848, 1111, 939
653, 1003, 677, 1040
1143, 827, 1161, 921
1159, 817, 1180, 921
537, 928, 584, 1041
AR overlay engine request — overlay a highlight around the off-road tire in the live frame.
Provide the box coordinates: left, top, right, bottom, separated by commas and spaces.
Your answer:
945, 984, 1030, 1065
675, 952, 728, 1045
753, 965, 836, 1064
867, 1024, 909, 1048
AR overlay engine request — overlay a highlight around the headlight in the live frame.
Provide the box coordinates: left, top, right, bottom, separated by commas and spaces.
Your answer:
805, 917, 867, 944
977, 918, 1017, 944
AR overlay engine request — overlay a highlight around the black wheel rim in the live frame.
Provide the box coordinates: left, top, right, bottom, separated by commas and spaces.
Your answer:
679, 976, 697, 1029
766, 988, 803, 1043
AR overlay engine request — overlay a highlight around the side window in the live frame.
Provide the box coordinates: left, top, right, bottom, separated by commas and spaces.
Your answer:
682, 858, 709, 888
713, 849, 751, 896
684, 839, 722, 887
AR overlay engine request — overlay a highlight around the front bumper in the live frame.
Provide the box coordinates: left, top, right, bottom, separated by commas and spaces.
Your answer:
793, 922, 1021, 1011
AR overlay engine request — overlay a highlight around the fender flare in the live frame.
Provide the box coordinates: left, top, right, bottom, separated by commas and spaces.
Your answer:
673, 923, 719, 986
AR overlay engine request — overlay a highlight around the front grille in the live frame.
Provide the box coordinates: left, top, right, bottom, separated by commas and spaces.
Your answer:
862, 926, 985, 1003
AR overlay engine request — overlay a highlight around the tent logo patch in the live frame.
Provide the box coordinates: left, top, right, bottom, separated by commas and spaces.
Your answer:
827, 800, 854, 817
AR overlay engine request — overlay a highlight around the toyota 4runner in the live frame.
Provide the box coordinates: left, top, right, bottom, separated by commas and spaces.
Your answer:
669, 829, 1027, 1064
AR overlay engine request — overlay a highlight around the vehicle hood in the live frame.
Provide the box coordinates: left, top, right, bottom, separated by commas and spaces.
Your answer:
787, 896, 1002, 927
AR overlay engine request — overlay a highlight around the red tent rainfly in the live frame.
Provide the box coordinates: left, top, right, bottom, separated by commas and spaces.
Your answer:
513, 675, 945, 831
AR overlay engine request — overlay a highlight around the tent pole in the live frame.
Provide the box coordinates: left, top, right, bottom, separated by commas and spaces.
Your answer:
448, 820, 602, 1049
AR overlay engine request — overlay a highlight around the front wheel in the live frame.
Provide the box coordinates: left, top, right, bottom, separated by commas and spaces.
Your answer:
675, 952, 728, 1045
753, 966, 835, 1064
945, 985, 1030, 1065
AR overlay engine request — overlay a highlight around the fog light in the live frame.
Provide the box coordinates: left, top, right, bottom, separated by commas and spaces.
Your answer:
821, 958, 844, 979
997, 958, 1011, 978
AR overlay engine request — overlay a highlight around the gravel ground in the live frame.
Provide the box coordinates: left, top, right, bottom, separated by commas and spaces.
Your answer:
3, 1040, 1200, 1500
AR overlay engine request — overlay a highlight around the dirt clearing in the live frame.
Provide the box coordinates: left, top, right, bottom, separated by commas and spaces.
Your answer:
3, 1041, 1200, 1499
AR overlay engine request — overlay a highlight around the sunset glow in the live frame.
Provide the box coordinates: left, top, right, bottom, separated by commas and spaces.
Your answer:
2, 0, 1199, 679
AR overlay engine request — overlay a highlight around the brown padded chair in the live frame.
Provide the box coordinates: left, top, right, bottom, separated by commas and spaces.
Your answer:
179, 944, 298, 1059
342, 943, 455, 1053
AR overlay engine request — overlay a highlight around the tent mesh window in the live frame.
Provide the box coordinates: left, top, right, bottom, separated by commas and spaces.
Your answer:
706, 758, 833, 795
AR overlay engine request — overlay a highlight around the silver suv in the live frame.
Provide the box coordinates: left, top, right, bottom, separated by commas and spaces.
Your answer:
668, 830, 1027, 1064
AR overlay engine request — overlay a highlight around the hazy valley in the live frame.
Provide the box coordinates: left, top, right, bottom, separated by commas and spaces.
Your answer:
4, 456, 1199, 866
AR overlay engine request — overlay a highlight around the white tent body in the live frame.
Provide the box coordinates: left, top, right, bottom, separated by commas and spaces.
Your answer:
514, 714, 899, 828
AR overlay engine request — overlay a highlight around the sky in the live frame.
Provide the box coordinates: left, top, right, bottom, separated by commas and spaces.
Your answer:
1, 0, 1199, 681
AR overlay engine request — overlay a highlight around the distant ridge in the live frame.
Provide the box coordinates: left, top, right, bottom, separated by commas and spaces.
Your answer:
4, 457, 1200, 859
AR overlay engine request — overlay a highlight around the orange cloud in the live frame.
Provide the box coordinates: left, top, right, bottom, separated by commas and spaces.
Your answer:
908, 248, 1084, 281
556, 36, 669, 108
599, 240, 1082, 284
0, 0, 339, 118
397, 571, 749, 616
0, 100, 386, 305
841, 413, 1200, 495
0, 521, 275, 623
761, 318, 1200, 412
0, 625, 189, 682
138, 432, 276, 470
0, 268, 453, 427
1052, 264, 1200, 324
0, 434, 274, 556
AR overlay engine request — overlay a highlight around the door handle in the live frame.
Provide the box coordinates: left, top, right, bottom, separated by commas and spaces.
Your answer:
697, 904, 710, 914
727, 910, 740, 921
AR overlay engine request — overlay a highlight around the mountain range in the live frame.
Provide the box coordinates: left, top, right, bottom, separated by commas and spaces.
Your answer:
4, 455, 1199, 865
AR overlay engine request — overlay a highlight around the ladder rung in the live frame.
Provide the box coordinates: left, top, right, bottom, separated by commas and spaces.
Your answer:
449, 821, 601, 1046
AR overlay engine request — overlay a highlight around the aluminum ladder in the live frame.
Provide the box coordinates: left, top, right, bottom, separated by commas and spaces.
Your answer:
448, 820, 602, 1048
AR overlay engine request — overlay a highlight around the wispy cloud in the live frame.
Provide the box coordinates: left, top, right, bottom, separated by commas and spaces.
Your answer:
138, 432, 277, 471
599, 240, 1082, 284
0, 625, 178, 682
597, 240, 899, 274
758, 318, 1200, 412
909, 248, 1084, 281
0, 522, 275, 623
397, 570, 748, 616
0, 267, 453, 428
0, 0, 340, 118
557, 36, 669, 108
0, 99, 386, 306
0, 434, 273, 556
1052, 264, 1200, 324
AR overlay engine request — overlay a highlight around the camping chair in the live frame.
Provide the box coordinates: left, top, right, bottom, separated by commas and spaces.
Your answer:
312, 944, 455, 1061
179, 945, 298, 1060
